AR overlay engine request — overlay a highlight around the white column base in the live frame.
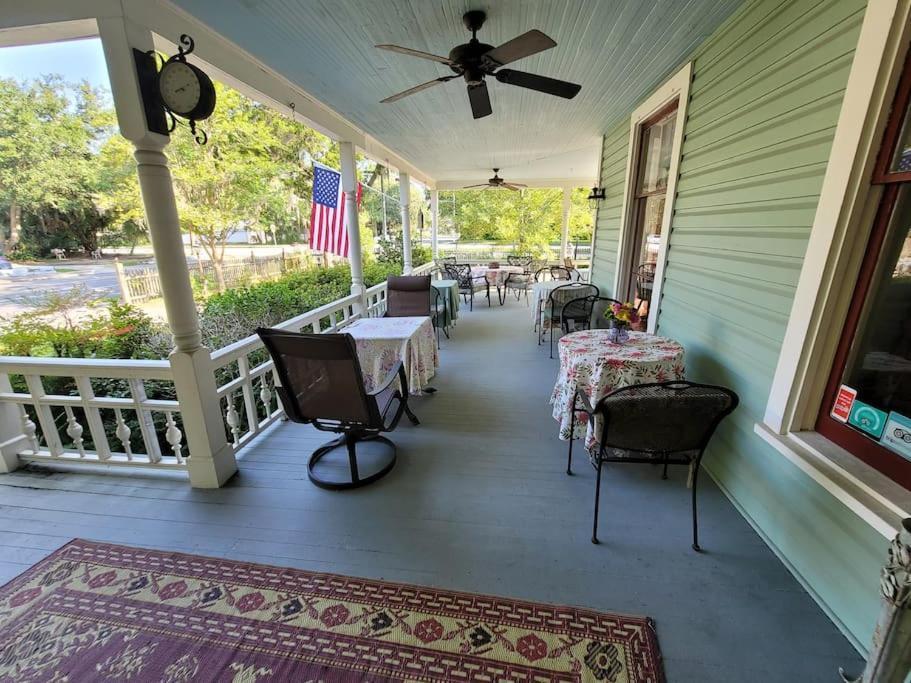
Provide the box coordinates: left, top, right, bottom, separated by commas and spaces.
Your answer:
170, 347, 237, 488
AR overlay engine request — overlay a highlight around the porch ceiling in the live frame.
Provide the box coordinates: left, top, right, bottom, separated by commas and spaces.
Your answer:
167, 0, 745, 186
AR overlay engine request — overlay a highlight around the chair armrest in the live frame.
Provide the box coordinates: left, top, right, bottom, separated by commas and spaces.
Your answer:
369, 360, 409, 398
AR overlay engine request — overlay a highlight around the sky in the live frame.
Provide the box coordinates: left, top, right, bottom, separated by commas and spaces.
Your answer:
0, 38, 111, 90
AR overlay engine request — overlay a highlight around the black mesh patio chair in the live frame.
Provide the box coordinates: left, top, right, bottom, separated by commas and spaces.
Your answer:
589, 296, 623, 329
500, 270, 534, 305
540, 283, 599, 358
567, 381, 739, 549
550, 266, 572, 281
561, 295, 620, 333
507, 254, 534, 269
430, 286, 448, 346
534, 266, 552, 282
385, 275, 431, 317
257, 329, 420, 490
637, 263, 656, 313
444, 263, 490, 311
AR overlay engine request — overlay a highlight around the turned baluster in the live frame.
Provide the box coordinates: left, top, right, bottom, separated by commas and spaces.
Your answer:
63, 406, 86, 457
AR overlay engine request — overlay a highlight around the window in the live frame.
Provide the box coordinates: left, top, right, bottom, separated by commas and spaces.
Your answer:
816, 54, 911, 489
625, 104, 677, 307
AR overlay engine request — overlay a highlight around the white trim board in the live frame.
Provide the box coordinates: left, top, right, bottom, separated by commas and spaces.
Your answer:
611, 63, 692, 333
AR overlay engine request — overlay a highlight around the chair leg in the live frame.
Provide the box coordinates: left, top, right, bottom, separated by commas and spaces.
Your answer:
691, 463, 702, 552
662, 453, 669, 480
346, 434, 360, 484
550, 321, 555, 358
592, 456, 603, 544
567, 394, 578, 475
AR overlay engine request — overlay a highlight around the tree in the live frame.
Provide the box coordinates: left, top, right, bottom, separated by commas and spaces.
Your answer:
169, 83, 336, 290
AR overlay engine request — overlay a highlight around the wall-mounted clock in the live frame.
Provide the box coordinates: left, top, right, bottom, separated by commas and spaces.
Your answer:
134, 35, 216, 144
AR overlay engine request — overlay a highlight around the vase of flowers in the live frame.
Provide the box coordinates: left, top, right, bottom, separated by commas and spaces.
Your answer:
604, 302, 640, 343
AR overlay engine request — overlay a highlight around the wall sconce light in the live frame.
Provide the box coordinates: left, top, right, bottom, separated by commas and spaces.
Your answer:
586, 187, 606, 209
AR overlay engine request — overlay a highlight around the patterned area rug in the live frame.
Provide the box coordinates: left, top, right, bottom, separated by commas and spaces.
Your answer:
0, 540, 665, 682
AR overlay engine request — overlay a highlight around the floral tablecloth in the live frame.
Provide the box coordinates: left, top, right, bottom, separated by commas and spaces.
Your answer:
551, 330, 685, 449
344, 316, 439, 394
470, 265, 525, 287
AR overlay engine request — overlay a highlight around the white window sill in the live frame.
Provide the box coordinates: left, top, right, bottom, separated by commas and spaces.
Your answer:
754, 423, 911, 539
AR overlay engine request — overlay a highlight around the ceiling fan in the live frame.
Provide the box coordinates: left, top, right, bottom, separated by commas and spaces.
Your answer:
376, 10, 581, 119
463, 169, 527, 192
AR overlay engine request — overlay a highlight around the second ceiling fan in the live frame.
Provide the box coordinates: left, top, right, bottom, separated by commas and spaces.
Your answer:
463, 169, 526, 192
376, 10, 581, 119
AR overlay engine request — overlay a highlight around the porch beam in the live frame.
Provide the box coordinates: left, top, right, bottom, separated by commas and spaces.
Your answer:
560, 187, 572, 260
400, 172, 412, 273
430, 189, 439, 260
98, 15, 236, 488
339, 141, 365, 310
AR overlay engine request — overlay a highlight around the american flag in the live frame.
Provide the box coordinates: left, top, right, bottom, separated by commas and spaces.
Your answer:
309, 163, 362, 258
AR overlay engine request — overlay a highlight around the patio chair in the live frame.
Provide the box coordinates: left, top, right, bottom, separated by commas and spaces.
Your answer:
540, 282, 599, 358
534, 266, 552, 282
507, 254, 534, 269
444, 263, 490, 310
561, 295, 620, 333
589, 296, 623, 329
257, 329, 420, 490
431, 286, 448, 346
501, 270, 534, 305
567, 381, 738, 549
636, 263, 656, 313
385, 275, 431, 317
550, 266, 572, 281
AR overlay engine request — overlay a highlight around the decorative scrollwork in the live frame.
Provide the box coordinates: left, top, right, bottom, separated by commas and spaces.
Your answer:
177, 34, 195, 59
189, 120, 208, 145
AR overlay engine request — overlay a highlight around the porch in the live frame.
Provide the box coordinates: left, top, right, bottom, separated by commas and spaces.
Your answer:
0, 301, 862, 681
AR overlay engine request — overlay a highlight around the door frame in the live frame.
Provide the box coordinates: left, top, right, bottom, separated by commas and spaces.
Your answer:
613, 62, 692, 333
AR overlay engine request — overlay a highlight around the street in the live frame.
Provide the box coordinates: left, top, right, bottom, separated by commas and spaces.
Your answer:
0, 262, 120, 318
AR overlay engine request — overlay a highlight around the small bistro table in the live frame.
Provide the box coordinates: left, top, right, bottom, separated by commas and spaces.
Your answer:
550, 329, 685, 449
432, 279, 460, 328
470, 265, 525, 304
344, 316, 439, 394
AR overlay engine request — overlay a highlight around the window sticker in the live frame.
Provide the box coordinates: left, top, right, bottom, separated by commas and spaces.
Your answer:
831, 385, 857, 423
880, 411, 911, 462
847, 400, 888, 439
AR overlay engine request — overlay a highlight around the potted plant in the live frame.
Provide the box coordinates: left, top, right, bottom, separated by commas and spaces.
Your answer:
604, 302, 640, 343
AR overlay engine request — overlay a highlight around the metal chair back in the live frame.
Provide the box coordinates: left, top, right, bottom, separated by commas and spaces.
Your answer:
550, 266, 572, 281
589, 296, 623, 329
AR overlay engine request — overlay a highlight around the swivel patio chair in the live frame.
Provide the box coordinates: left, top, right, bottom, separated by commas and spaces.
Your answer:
566, 381, 738, 549
444, 263, 490, 311
385, 275, 431, 317
540, 282, 599, 358
257, 329, 420, 490
501, 270, 534, 305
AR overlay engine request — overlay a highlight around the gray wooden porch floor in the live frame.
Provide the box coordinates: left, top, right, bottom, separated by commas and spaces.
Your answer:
0, 298, 863, 681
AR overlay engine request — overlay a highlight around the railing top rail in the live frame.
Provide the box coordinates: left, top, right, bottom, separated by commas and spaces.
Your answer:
210, 291, 362, 365
0, 356, 173, 380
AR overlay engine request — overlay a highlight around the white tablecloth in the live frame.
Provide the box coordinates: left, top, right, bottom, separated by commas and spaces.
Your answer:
470, 265, 525, 287
344, 316, 438, 394
531, 281, 565, 323
551, 330, 685, 449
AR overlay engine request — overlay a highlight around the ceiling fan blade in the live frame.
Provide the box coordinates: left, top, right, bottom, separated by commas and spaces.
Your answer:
501, 183, 521, 192
375, 44, 454, 66
503, 182, 526, 190
482, 29, 556, 68
495, 69, 581, 99
467, 81, 492, 119
381, 76, 456, 103
462, 183, 490, 189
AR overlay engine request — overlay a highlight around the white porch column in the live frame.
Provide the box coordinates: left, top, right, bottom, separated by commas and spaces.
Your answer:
430, 189, 439, 260
339, 141, 365, 310
400, 171, 412, 273
560, 186, 572, 261
99, 17, 236, 488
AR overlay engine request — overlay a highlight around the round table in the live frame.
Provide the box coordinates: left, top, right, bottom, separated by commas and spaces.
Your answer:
470, 265, 525, 287
531, 280, 565, 324
550, 330, 685, 449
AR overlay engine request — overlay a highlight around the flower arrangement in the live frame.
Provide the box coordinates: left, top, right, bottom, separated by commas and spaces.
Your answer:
604, 302, 640, 343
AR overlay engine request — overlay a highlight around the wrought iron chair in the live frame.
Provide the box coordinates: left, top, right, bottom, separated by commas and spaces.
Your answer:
636, 263, 656, 314
589, 296, 623, 329
257, 329, 420, 490
534, 266, 552, 282
561, 295, 620, 333
540, 283, 599, 358
567, 381, 739, 549
550, 266, 572, 281
501, 270, 534, 305
444, 263, 490, 311
430, 286, 449, 346
507, 254, 534, 269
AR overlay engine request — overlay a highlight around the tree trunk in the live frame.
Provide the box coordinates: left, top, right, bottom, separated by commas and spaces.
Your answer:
8, 201, 21, 251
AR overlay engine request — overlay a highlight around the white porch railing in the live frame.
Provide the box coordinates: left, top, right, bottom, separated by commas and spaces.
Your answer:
0, 357, 186, 470
0, 263, 441, 477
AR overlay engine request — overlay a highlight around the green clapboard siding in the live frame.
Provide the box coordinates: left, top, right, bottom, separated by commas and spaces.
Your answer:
590, 0, 886, 652
590, 122, 630, 297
